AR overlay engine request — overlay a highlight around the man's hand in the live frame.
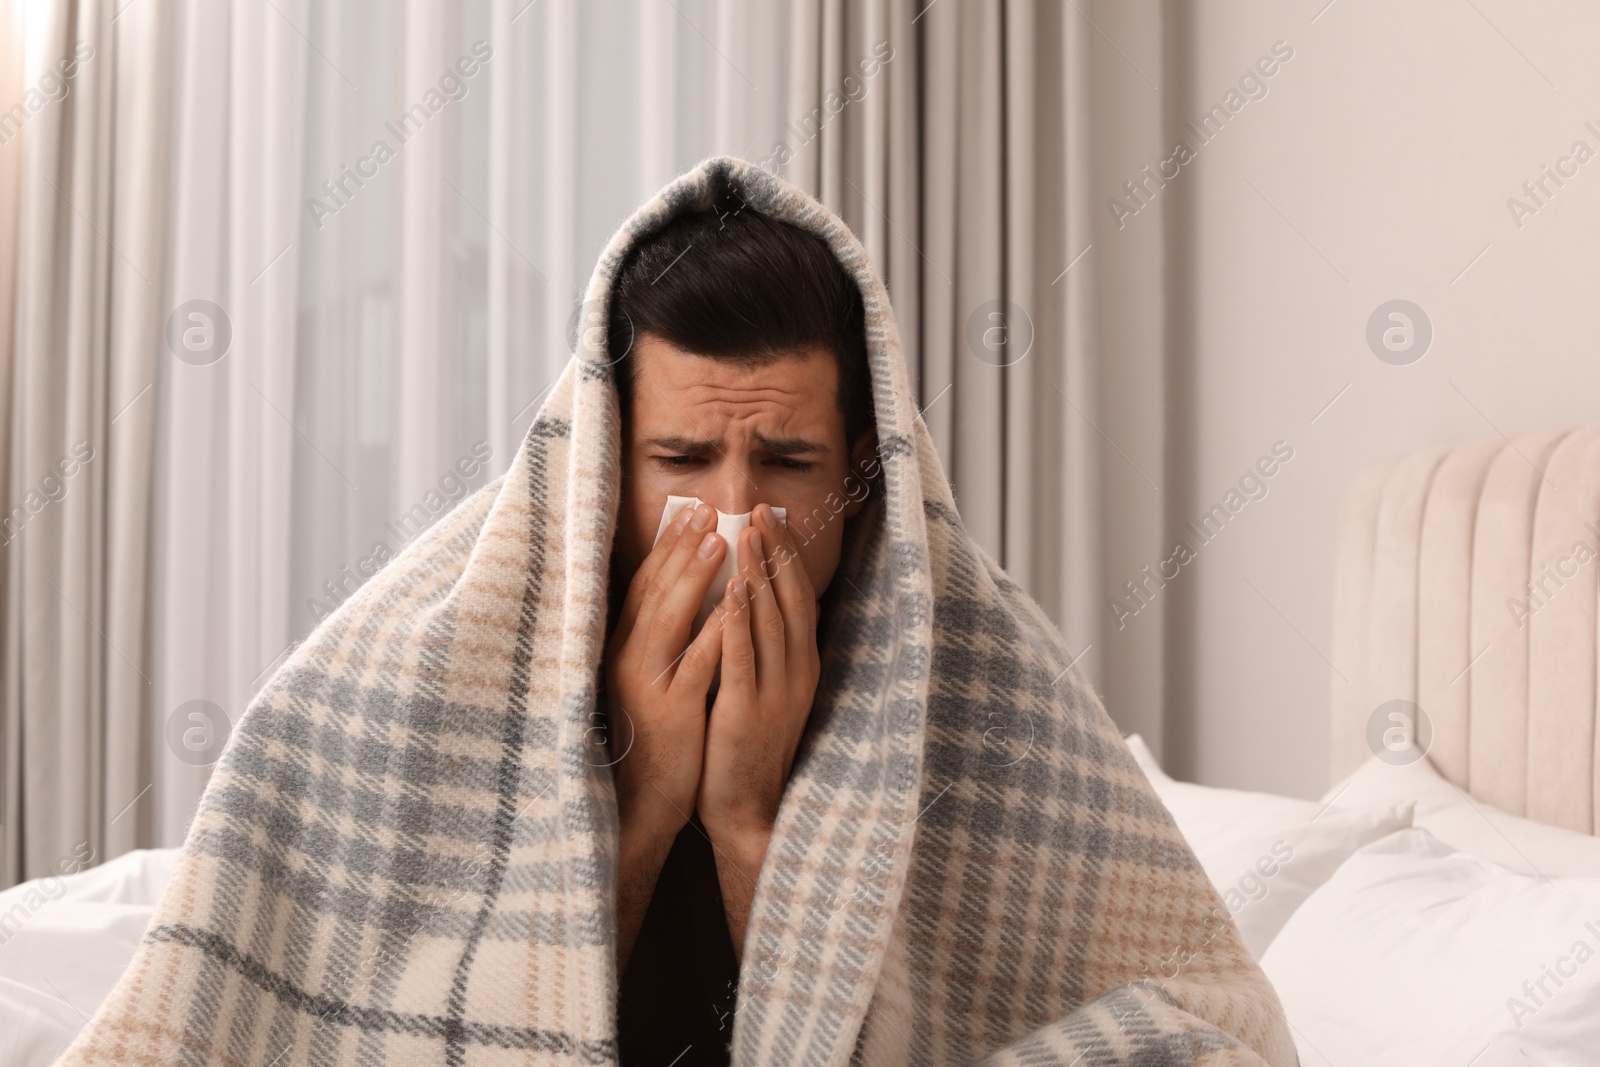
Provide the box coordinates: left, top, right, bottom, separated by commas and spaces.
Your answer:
606, 501, 727, 968
698, 503, 822, 954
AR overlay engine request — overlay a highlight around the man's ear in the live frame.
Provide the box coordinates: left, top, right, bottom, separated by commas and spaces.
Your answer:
841, 429, 879, 519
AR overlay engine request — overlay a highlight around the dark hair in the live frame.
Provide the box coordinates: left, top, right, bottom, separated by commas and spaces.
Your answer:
606, 186, 875, 445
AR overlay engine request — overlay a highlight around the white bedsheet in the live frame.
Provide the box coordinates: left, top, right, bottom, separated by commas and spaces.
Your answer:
0, 848, 180, 1066
6, 770, 1600, 1067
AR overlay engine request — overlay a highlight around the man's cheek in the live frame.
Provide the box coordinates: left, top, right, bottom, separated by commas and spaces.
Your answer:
633, 496, 668, 569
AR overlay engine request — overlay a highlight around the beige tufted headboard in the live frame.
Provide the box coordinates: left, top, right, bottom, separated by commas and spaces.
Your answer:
1330, 426, 1600, 835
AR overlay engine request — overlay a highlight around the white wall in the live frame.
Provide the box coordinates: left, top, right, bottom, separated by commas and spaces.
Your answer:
1148, 0, 1600, 796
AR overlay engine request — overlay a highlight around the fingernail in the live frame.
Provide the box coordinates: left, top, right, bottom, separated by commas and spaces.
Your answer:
692, 503, 715, 531
671, 507, 692, 531
734, 576, 749, 601
750, 530, 763, 556
698, 531, 720, 559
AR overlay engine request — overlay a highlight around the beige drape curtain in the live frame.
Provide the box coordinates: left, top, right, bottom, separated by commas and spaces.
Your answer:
736, 0, 1170, 753
0, 0, 1168, 888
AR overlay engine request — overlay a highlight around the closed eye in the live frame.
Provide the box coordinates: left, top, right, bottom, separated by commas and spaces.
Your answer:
653, 455, 704, 468
768, 458, 815, 472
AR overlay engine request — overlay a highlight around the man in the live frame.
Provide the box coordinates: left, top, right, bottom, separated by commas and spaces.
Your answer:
597, 204, 880, 1064
58, 159, 1298, 1067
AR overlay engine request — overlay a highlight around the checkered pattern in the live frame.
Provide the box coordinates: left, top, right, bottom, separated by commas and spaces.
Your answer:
55, 158, 1298, 1066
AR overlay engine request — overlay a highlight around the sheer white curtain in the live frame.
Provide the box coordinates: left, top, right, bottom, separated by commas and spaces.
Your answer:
0, 0, 1165, 887
0, 0, 314, 886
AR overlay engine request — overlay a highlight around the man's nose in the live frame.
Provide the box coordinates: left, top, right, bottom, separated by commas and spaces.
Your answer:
701, 461, 759, 516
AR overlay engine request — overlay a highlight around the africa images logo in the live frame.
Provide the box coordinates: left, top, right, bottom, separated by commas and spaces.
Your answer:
1108, 39, 1294, 230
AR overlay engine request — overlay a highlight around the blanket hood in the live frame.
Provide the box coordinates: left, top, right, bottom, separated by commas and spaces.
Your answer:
565, 157, 939, 1062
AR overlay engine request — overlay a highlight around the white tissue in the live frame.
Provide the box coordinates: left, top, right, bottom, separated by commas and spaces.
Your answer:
651, 495, 788, 634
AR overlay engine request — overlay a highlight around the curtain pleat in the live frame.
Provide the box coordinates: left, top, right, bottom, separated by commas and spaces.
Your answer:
153, 0, 230, 850
1058, 0, 1102, 669
5, 0, 116, 883
101, 0, 167, 860
397, 0, 450, 507
785, 0, 821, 195
1002, 0, 1036, 592
918, 1, 957, 469
637, 0, 677, 199
882, 0, 919, 402
0, 5, 21, 888
950, 0, 1003, 553
542, 0, 576, 399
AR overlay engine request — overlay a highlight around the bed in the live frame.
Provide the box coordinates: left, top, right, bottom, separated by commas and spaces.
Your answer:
4, 428, 1600, 1065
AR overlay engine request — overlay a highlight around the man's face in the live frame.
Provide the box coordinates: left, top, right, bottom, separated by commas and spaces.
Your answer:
615, 333, 872, 601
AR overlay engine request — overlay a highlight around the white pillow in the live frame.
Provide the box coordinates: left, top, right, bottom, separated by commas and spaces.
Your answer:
0, 848, 180, 1066
59, 847, 180, 904
0, 974, 88, 1067
0, 903, 154, 1066
1322, 754, 1600, 878
1261, 827, 1600, 1066
1124, 734, 1413, 958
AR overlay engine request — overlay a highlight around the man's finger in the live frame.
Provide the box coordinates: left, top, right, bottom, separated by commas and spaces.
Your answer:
615, 503, 696, 645
642, 517, 727, 676
635, 503, 715, 639
756, 503, 817, 667
671, 591, 726, 698
741, 525, 785, 693
718, 575, 758, 700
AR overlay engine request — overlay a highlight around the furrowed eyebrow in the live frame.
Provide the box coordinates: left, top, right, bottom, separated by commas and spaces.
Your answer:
644, 436, 719, 456
753, 434, 830, 457
643, 434, 830, 457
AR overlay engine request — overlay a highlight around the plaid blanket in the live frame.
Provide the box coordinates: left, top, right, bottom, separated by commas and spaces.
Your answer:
58, 157, 1297, 1066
